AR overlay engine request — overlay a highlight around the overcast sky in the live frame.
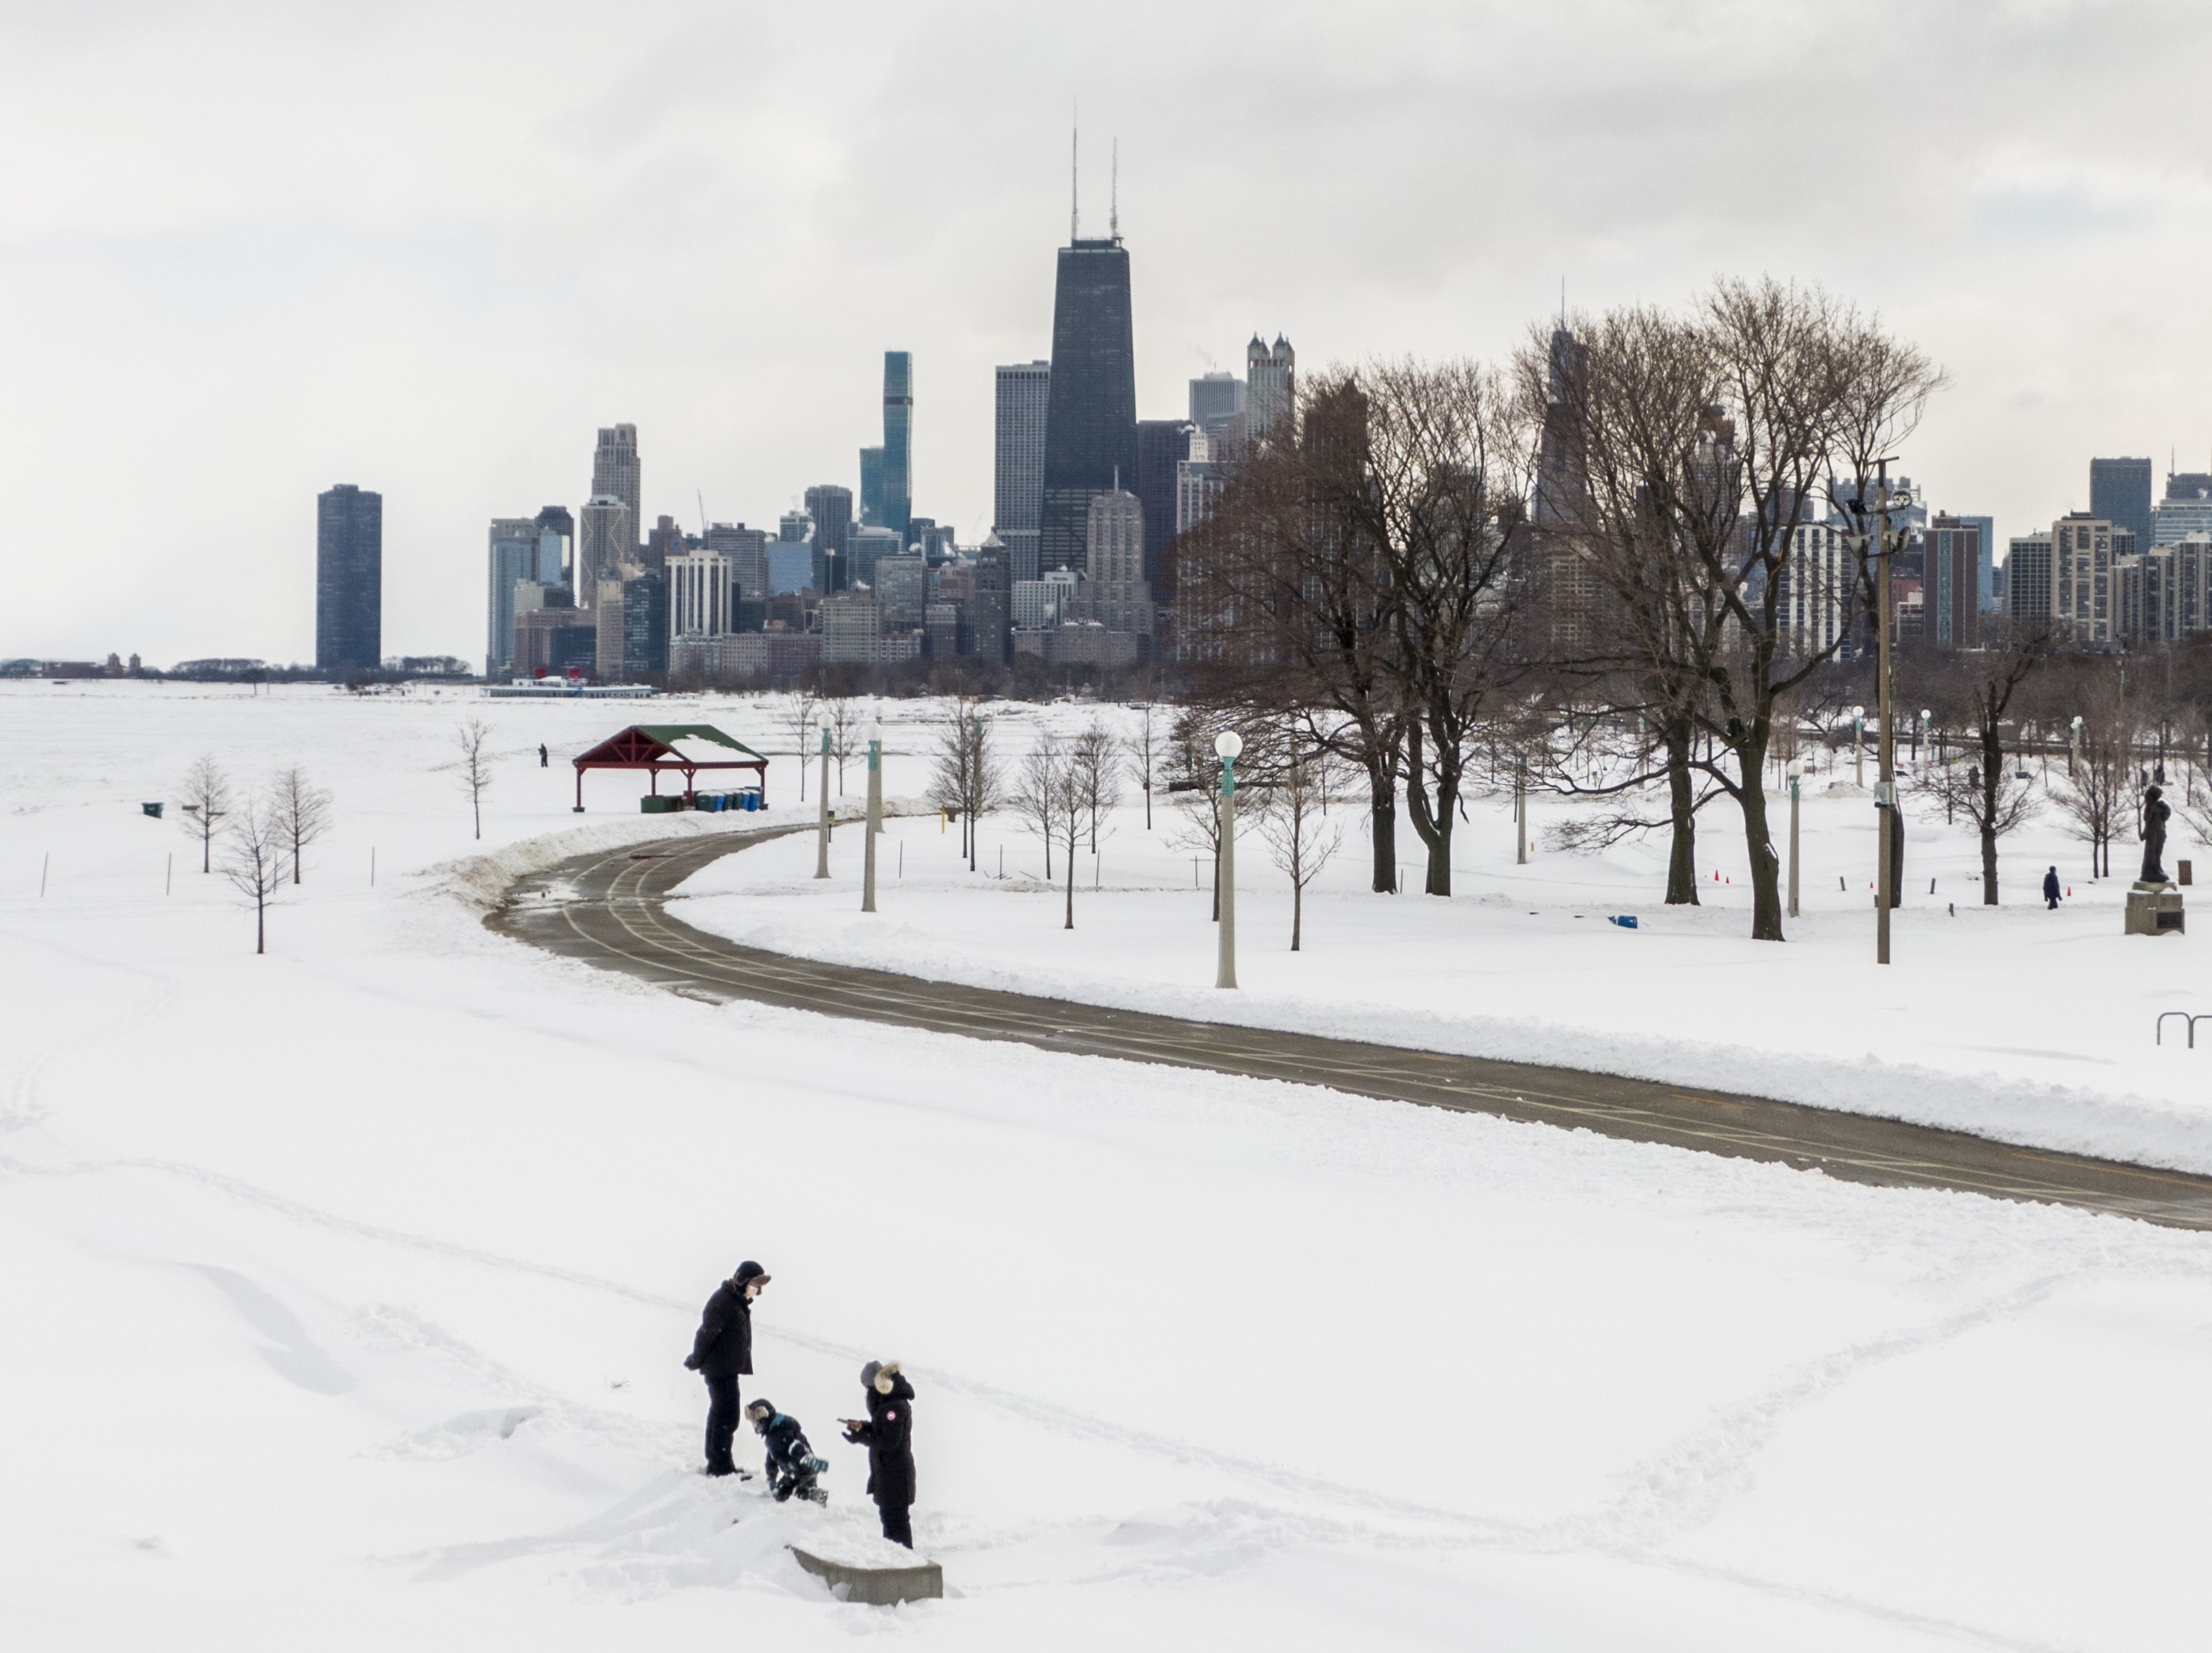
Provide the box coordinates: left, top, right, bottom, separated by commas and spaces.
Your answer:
6, 0, 2209, 662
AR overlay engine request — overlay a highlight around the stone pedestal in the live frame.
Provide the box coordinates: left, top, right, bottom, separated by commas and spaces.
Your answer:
790, 1546, 943, 1605
2125, 881, 2186, 936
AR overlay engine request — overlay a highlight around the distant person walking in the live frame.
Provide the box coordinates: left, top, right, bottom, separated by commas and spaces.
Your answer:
842, 1360, 916, 1547
2044, 867, 2062, 910
685, 1260, 768, 1477
538, 743, 549, 768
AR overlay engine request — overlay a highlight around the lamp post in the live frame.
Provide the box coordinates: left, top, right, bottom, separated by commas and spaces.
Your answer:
862, 715, 883, 913
1215, 730, 1241, 990
1918, 707, 1932, 774
1515, 752, 1528, 865
1851, 704, 1865, 789
813, 710, 833, 879
1786, 758, 1803, 920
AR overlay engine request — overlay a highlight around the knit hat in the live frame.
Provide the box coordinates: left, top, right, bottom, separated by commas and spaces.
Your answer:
860, 1361, 880, 1389
734, 1261, 770, 1286
746, 1399, 774, 1422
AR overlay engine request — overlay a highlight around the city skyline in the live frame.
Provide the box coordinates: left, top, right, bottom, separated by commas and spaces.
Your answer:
10, 4, 2212, 659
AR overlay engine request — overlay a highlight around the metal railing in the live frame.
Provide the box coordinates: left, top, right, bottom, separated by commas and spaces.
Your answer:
2156, 1011, 2212, 1048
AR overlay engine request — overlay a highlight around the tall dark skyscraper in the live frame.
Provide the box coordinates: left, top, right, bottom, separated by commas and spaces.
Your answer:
881, 352, 913, 537
2090, 457, 2152, 553
1040, 235, 1136, 574
805, 483, 853, 593
316, 483, 382, 675
859, 446, 885, 526
1134, 419, 1192, 599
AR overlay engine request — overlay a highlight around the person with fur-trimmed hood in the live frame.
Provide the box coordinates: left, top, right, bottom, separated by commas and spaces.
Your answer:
745, 1399, 828, 1504
840, 1360, 916, 1547
683, 1260, 768, 1477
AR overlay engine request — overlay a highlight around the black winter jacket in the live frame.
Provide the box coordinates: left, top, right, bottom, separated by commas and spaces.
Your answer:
688, 1279, 754, 1376
845, 1374, 915, 1508
757, 1411, 821, 1490
2044, 870, 2062, 901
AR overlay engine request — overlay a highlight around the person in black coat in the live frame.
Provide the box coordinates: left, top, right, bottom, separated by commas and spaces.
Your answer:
841, 1359, 916, 1547
745, 1399, 828, 1504
2044, 866, 2062, 910
684, 1260, 768, 1477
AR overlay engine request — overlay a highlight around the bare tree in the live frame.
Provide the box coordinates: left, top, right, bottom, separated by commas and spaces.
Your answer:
178, 755, 233, 873
1179, 379, 1408, 891
927, 697, 1003, 871
1009, 730, 1064, 883
455, 719, 494, 840
2057, 677, 2136, 878
1051, 749, 1086, 929
1911, 627, 2048, 903
828, 698, 863, 793
1537, 281, 1941, 939
1257, 739, 1343, 950
783, 690, 820, 802
1070, 720, 1122, 854
269, 765, 334, 884
222, 792, 285, 955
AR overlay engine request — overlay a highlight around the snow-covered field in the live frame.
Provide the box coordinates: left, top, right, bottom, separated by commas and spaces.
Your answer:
4, 681, 2211, 1651
680, 701, 2212, 1175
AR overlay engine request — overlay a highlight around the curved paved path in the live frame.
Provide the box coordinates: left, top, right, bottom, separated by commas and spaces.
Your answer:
488, 825, 2212, 1233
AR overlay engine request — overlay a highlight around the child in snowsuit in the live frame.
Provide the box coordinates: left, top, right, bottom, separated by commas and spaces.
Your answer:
745, 1398, 828, 1504
841, 1359, 916, 1548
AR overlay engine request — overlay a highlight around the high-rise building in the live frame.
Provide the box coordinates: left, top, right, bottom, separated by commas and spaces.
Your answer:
534, 505, 575, 590
2005, 532, 2053, 628
577, 496, 634, 610
2153, 471, 2212, 545
645, 514, 685, 575
315, 483, 382, 676
2090, 458, 2153, 554
591, 425, 641, 554
1176, 428, 1224, 539
595, 579, 628, 682
485, 517, 541, 678
859, 446, 886, 527
705, 523, 770, 604
1925, 515, 1984, 650
1780, 522, 1849, 659
1189, 371, 1245, 439
623, 571, 669, 678
805, 484, 853, 593
2051, 514, 2133, 643
1954, 514, 1997, 610
667, 550, 733, 639
1040, 234, 1137, 576
972, 536, 1011, 662
994, 359, 1051, 582
849, 526, 902, 590
875, 554, 928, 627
1084, 487, 1151, 636
1135, 420, 1192, 599
1246, 334, 1295, 444
881, 353, 913, 536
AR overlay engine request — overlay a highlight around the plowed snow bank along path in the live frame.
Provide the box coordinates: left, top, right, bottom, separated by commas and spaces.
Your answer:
500, 829, 2212, 1231
3, 682, 2211, 1651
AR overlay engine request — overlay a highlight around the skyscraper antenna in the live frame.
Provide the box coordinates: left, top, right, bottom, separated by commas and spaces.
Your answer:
1070, 122, 1079, 241
1560, 277, 1566, 328
1111, 137, 1119, 240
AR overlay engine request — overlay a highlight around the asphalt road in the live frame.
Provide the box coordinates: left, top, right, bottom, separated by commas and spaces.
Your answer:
488, 825, 2212, 1233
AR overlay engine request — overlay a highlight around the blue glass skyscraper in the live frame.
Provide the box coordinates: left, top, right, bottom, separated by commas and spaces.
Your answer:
881, 352, 913, 537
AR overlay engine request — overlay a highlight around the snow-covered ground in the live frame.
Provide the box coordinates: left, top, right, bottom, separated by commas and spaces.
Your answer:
4, 681, 2211, 1651
679, 702, 2212, 1175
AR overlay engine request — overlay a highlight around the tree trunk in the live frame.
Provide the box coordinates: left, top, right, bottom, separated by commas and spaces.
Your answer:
1663, 715, 1699, 905
1368, 778, 1398, 894
1291, 878, 1303, 951
1402, 720, 1456, 896
1735, 730, 1785, 940
1980, 723, 2001, 904
1064, 831, 1075, 929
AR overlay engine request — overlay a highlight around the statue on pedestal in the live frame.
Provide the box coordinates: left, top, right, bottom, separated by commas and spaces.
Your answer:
2140, 783, 2170, 885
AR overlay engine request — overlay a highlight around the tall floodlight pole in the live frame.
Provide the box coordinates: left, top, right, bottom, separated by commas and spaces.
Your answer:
1215, 730, 1241, 989
1874, 462, 1906, 967
813, 711, 833, 879
862, 715, 883, 913
1787, 758, 1803, 919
